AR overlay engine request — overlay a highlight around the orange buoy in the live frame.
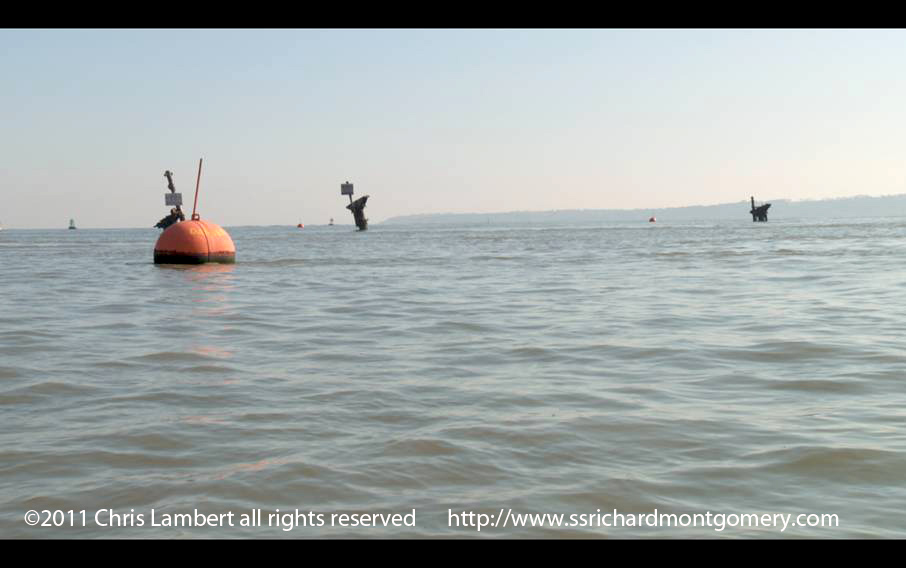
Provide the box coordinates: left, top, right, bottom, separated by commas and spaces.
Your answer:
153, 158, 235, 264
154, 219, 235, 264
297, 223, 304, 228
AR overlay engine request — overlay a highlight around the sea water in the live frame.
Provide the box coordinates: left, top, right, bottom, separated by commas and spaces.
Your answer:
1, 219, 905, 538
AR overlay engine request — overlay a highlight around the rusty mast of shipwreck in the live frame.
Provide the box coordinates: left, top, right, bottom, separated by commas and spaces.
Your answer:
342, 181, 369, 231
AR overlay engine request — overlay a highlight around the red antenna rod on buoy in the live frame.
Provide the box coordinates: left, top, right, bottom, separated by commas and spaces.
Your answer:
191, 158, 203, 220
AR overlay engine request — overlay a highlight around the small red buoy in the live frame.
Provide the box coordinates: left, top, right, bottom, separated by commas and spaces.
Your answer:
649, 216, 656, 223
154, 219, 235, 264
297, 223, 304, 229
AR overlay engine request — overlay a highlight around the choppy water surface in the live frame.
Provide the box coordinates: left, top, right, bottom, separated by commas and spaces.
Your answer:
2, 219, 905, 538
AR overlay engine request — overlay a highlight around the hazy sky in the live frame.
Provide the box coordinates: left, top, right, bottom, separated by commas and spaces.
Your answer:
3, 29, 906, 228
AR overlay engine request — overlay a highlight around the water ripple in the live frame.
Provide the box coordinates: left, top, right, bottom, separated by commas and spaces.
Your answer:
2, 221, 906, 538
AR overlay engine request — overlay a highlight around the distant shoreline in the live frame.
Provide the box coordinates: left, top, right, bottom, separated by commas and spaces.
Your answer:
383, 194, 906, 225
6, 194, 906, 230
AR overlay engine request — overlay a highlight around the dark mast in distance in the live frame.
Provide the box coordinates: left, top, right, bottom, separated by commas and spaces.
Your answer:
750, 196, 771, 222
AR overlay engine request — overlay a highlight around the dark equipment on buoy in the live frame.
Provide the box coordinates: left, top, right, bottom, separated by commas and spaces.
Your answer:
155, 209, 184, 230
341, 181, 369, 231
153, 159, 235, 264
155, 170, 185, 229
750, 196, 771, 222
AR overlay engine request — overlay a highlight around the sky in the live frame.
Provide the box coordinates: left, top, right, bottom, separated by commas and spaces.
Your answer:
2, 28, 906, 228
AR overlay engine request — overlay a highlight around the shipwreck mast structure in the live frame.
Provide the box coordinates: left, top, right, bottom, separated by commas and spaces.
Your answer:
750, 196, 771, 222
342, 181, 369, 231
